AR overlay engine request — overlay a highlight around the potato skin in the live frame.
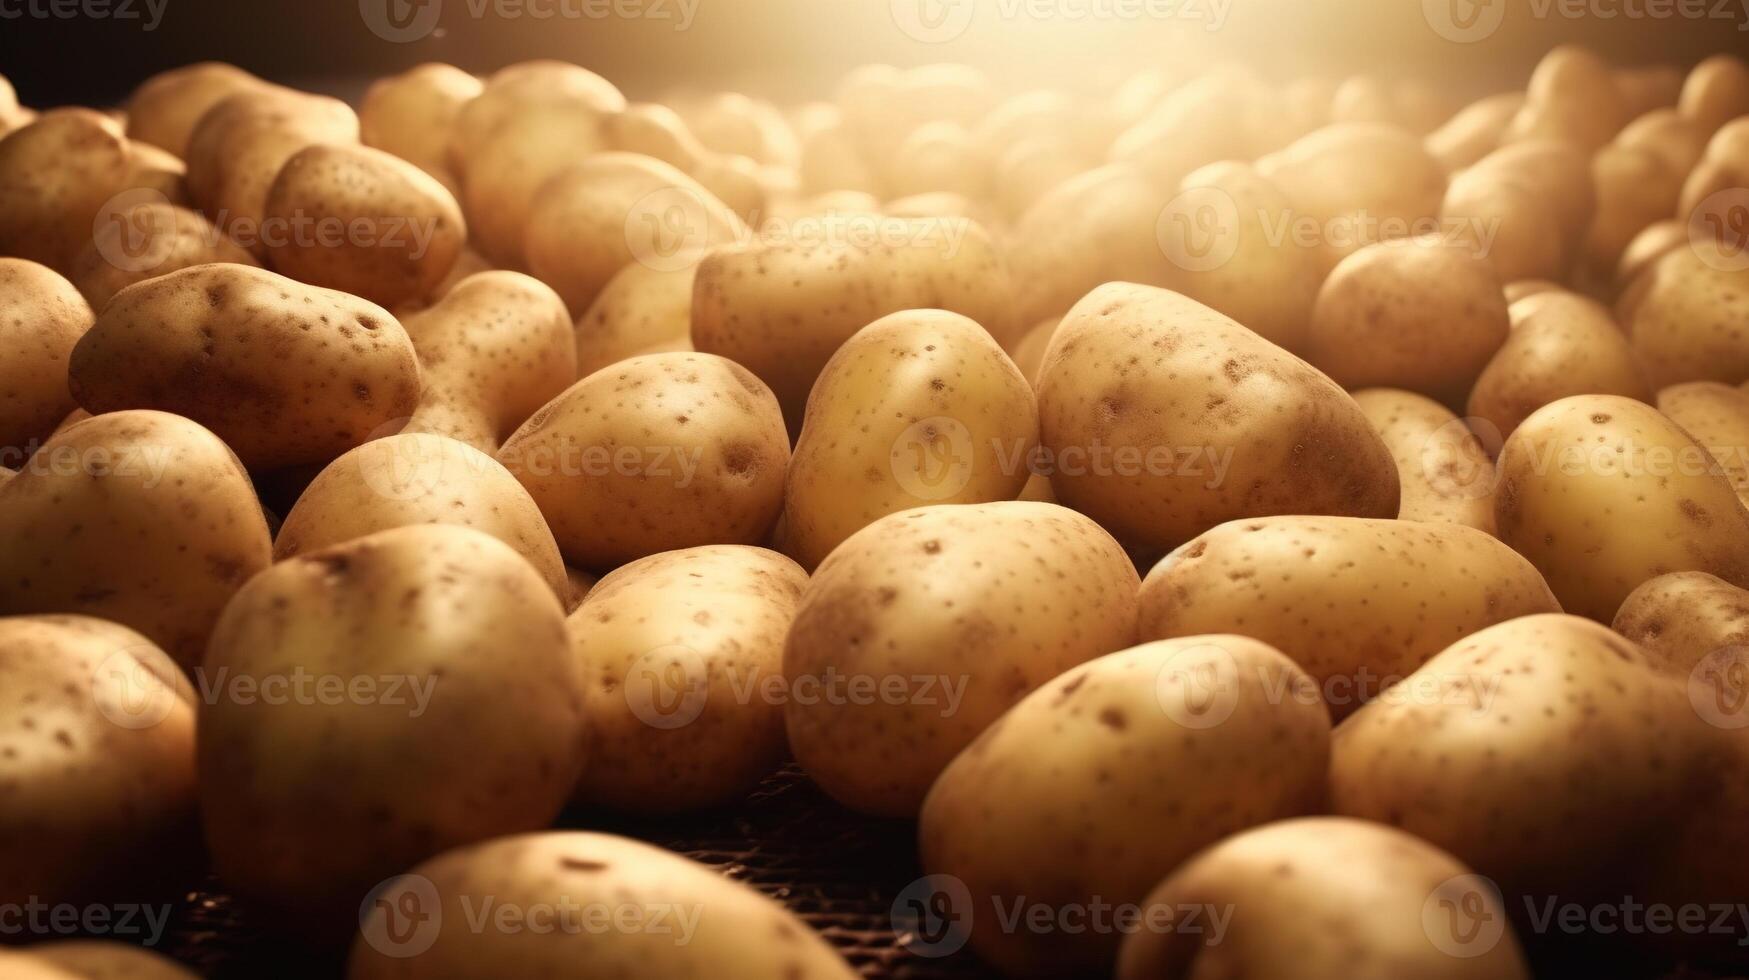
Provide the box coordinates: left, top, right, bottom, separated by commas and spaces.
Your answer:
570, 545, 805, 812
274, 433, 568, 600
1138, 517, 1558, 718
0, 109, 132, 271
785, 309, 1037, 569
1657, 381, 1749, 508
1627, 244, 1749, 388
1468, 291, 1650, 440
1036, 282, 1399, 552
1494, 395, 1749, 620
200, 525, 586, 935
0, 410, 272, 668
497, 352, 789, 571
785, 502, 1139, 817
69, 201, 259, 311
920, 636, 1331, 976
0, 616, 197, 912
0, 259, 92, 459
347, 832, 858, 979
68, 263, 421, 470
574, 260, 697, 378
1351, 388, 1497, 533
1613, 570, 1749, 675
125, 62, 267, 157
1116, 818, 1531, 980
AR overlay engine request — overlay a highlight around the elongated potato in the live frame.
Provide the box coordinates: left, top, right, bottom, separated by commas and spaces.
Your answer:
0, 259, 92, 460
920, 636, 1331, 976
1468, 291, 1651, 439
1658, 381, 1749, 508
1352, 388, 1497, 532
785, 309, 1037, 569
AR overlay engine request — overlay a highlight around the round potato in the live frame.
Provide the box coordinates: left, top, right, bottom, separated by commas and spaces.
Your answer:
1005, 165, 1173, 327
1352, 388, 1497, 532
1507, 45, 1628, 151
1626, 241, 1749, 388
18, 943, 198, 980
0, 109, 131, 271
1614, 569, 1749, 676
573, 259, 697, 378
1468, 291, 1651, 440
125, 62, 267, 156
69, 201, 258, 310
0, 259, 92, 460
1657, 381, 1749, 508
605, 102, 709, 173
359, 63, 482, 196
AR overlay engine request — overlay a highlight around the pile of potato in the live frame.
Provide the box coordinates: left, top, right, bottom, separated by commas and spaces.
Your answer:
1, 43, 1748, 980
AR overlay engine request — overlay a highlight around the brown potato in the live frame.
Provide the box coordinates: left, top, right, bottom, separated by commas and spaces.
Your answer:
0, 109, 131, 271
1507, 45, 1629, 151
1352, 388, 1497, 532
574, 259, 697, 378
1468, 291, 1651, 440
69, 201, 258, 310
125, 62, 267, 156
1678, 54, 1749, 135
359, 63, 482, 196
1626, 241, 1749, 388
1425, 92, 1523, 172
1657, 381, 1749, 507
1614, 570, 1749, 675
0, 260, 92, 460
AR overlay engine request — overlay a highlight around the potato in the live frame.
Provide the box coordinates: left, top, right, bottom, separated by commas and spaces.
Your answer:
524, 152, 745, 313
0, 109, 131, 271
785, 501, 1138, 817
885, 120, 988, 200
1495, 395, 1749, 620
1507, 45, 1628, 151
1425, 92, 1523, 171
684, 91, 797, 166
0, 954, 78, 980
1005, 165, 1172, 327
920, 636, 1330, 976
1614, 106, 1709, 178
1617, 64, 1685, 117
973, 89, 1111, 166
125, 62, 267, 156
569, 545, 803, 811
1625, 241, 1749, 388
399, 271, 576, 453
122, 140, 189, 205
785, 310, 1036, 569
497, 352, 788, 571
1116, 819, 1531, 980
348, 832, 857, 979
68, 264, 421, 470
1582, 142, 1684, 283
0, 260, 92, 460
990, 136, 1089, 220
359, 63, 482, 196
1137, 516, 1556, 718
1257, 123, 1446, 272
1615, 218, 1685, 291
1678, 54, 1749, 135
1502, 278, 1560, 304
691, 213, 1015, 425
797, 112, 881, 197
274, 432, 568, 599
200, 524, 585, 934
1468, 291, 1651, 439
69, 201, 258, 310
1613, 569, 1749, 676
1330, 614, 1712, 898
1442, 140, 1595, 283
1656, 381, 1749, 507
1306, 238, 1509, 402
1679, 120, 1749, 223
1352, 388, 1497, 532
1108, 69, 1274, 189
17, 943, 198, 980
448, 61, 624, 177
262, 143, 467, 309
0, 411, 271, 667
1038, 282, 1399, 552
0, 616, 196, 911
605, 102, 708, 173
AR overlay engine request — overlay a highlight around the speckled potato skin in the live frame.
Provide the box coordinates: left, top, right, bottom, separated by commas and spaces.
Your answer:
920, 636, 1331, 977
785, 502, 1140, 817
347, 832, 859, 980
274, 433, 568, 600
0, 260, 93, 459
399, 271, 576, 453
1494, 395, 1749, 621
691, 215, 1017, 426
359, 63, 482, 197
1306, 240, 1510, 403
68, 263, 421, 470
497, 352, 789, 571
1330, 614, 1713, 899
1036, 282, 1399, 552
125, 62, 267, 157
262, 143, 467, 309
1468, 291, 1651, 440
199, 525, 586, 935
575, 260, 698, 378
0, 411, 272, 668
20, 943, 199, 980
785, 310, 1037, 570
1116, 818, 1532, 980
569, 545, 805, 812
0, 616, 197, 911
0, 109, 132, 271
1139, 517, 1558, 718
1613, 570, 1749, 675
69, 202, 260, 311
1352, 388, 1497, 533
1658, 381, 1749, 508
1627, 244, 1749, 388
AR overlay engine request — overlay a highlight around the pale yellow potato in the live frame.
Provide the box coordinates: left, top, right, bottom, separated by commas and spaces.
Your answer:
1005, 165, 1172, 326
1306, 238, 1510, 403
886, 120, 988, 201
0, 411, 271, 667
1677, 117, 1749, 218
1137, 516, 1556, 718
200, 525, 585, 935
1352, 388, 1497, 532
569, 545, 804, 812
448, 61, 624, 176
1008, 316, 1059, 387
574, 258, 697, 378
838, 63, 997, 183
348, 833, 857, 979
1614, 569, 1749, 676
0, 616, 195, 911
786, 502, 1137, 818
1678, 54, 1749, 135
0, 260, 92, 459
972, 89, 1111, 166
1626, 242, 1749, 388
1425, 91, 1523, 172
1116, 819, 1531, 980
1495, 395, 1749, 620
124, 62, 267, 156
692, 213, 1015, 425
797, 112, 881, 197
1583, 142, 1684, 283
262, 143, 466, 309
1108, 69, 1275, 189
497, 352, 789, 571
920, 636, 1330, 976
689, 151, 768, 224
687, 92, 799, 166
1468, 291, 1651, 439
785, 310, 1036, 569
990, 136, 1092, 221
69, 201, 258, 310
1657, 381, 1749, 507
359, 62, 481, 196
1331, 614, 1713, 897
274, 433, 567, 599
1615, 218, 1686, 291
68, 264, 420, 470
1038, 282, 1399, 552
0, 109, 131, 271
1441, 169, 1568, 283
400, 271, 576, 453
1614, 106, 1710, 179
524, 152, 745, 313
20, 943, 198, 980
605, 102, 707, 172
1507, 45, 1629, 151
